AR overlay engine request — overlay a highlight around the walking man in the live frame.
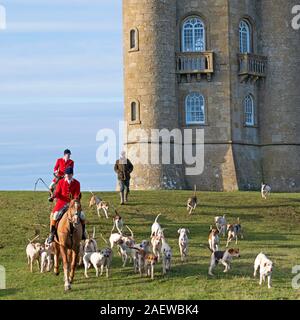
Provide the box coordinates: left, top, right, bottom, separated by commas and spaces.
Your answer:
114, 151, 134, 205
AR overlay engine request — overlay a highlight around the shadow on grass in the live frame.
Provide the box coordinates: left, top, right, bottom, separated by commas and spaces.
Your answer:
246, 232, 288, 242
0, 288, 20, 298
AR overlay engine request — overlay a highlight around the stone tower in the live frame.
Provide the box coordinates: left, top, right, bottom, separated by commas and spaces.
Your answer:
123, 0, 300, 191
258, 0, 300, 191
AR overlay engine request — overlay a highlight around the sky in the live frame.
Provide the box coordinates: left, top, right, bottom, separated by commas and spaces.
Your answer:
0, 0, 123, 191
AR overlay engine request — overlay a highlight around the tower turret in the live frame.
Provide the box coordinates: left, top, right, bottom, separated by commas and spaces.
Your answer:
123, 0, 185, 189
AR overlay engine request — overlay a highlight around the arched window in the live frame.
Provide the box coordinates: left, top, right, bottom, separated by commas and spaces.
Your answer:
182, 17, 206, 52
244, 95, 255, 126
185, 93, 206, 125
130, 30, 136, 49
239, 20, 251, 53
129, 100, 141, 124
129, 28, 139, 51
131, 101, 137, 122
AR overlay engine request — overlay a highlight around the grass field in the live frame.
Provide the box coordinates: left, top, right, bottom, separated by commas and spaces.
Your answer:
0, 190, 300, 300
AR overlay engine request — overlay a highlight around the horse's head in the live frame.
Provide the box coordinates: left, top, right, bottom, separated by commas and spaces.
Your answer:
68, 199, 82, 227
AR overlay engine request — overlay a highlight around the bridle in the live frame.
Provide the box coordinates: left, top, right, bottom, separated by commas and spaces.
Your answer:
67, 200, 81, 228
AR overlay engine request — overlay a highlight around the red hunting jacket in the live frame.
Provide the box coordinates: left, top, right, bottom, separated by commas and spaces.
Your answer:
53, 178, 81, 212
53, 158, 74, 178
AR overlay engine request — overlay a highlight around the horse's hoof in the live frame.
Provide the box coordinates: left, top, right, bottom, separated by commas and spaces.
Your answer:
64, 285, 71, 291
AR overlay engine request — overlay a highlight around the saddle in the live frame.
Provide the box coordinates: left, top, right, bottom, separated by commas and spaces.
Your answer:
54, 204, 69, 228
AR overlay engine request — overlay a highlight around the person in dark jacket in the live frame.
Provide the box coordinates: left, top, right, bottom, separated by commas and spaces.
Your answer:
114, 151, 134, 205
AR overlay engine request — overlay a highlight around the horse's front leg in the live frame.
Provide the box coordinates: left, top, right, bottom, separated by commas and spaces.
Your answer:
69, 249, 78, 283
54, 244, 60, 275
61, 246, 71, 291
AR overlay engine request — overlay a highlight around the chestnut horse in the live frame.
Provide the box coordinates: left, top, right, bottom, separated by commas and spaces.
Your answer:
53, 199, 83, 291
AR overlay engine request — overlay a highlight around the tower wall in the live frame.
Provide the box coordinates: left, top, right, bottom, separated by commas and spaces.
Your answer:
123, 0, 185, 189
122, 0, 300, 191
258, 0, 300, 191
177, 0, 239, 191
228, 0, 263, 190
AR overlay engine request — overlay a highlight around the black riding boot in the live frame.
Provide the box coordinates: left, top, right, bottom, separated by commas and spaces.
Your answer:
47, 225, 56, 244
82, 224, 86, 240
48, 187, 54, 202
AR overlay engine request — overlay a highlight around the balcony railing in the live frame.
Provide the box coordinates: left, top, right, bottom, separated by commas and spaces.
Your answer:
176, 51, 214, 82
238, 53, 267, 82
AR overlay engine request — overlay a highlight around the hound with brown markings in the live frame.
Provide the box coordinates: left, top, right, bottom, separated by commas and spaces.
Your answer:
111, 213, 123, 234
208, 226, 220, 252
131, 247, 158, 280
187, 185, 197, 215
89, 193, 109, 219
226, 218, 244, 247
207, 247, 240, 276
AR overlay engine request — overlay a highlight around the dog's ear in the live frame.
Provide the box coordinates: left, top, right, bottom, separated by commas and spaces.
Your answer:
177, 229, 181, 234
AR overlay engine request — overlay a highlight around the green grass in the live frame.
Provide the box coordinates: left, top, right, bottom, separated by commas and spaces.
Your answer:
0, 190, 300, 300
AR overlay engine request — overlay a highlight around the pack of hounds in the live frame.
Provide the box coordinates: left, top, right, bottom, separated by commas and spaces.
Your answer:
26, 183, 273, 289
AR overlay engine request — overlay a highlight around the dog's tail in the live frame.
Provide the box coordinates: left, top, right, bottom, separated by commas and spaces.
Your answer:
92, 226, 96, 239
237, 217, 240, 224
110, 203, 118, 215
126, 225, 134, 238
28, 235, 40, 243
111, 225, 121, 235
154, 213, 161, 223
100, 233, 108, 245
193, 184, 197, 197
116, 225, 122, 235
200, 244, 213, 253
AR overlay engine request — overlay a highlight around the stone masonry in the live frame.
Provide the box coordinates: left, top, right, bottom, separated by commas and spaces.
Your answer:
123, 0, 300, 191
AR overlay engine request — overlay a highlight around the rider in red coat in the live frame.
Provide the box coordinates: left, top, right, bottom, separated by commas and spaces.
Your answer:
48, 149, 74, 202
47, 167, 86, 244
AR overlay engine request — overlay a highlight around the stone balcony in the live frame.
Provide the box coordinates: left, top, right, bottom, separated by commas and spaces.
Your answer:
238, 53, 268, 83
176, 51, 214, 83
